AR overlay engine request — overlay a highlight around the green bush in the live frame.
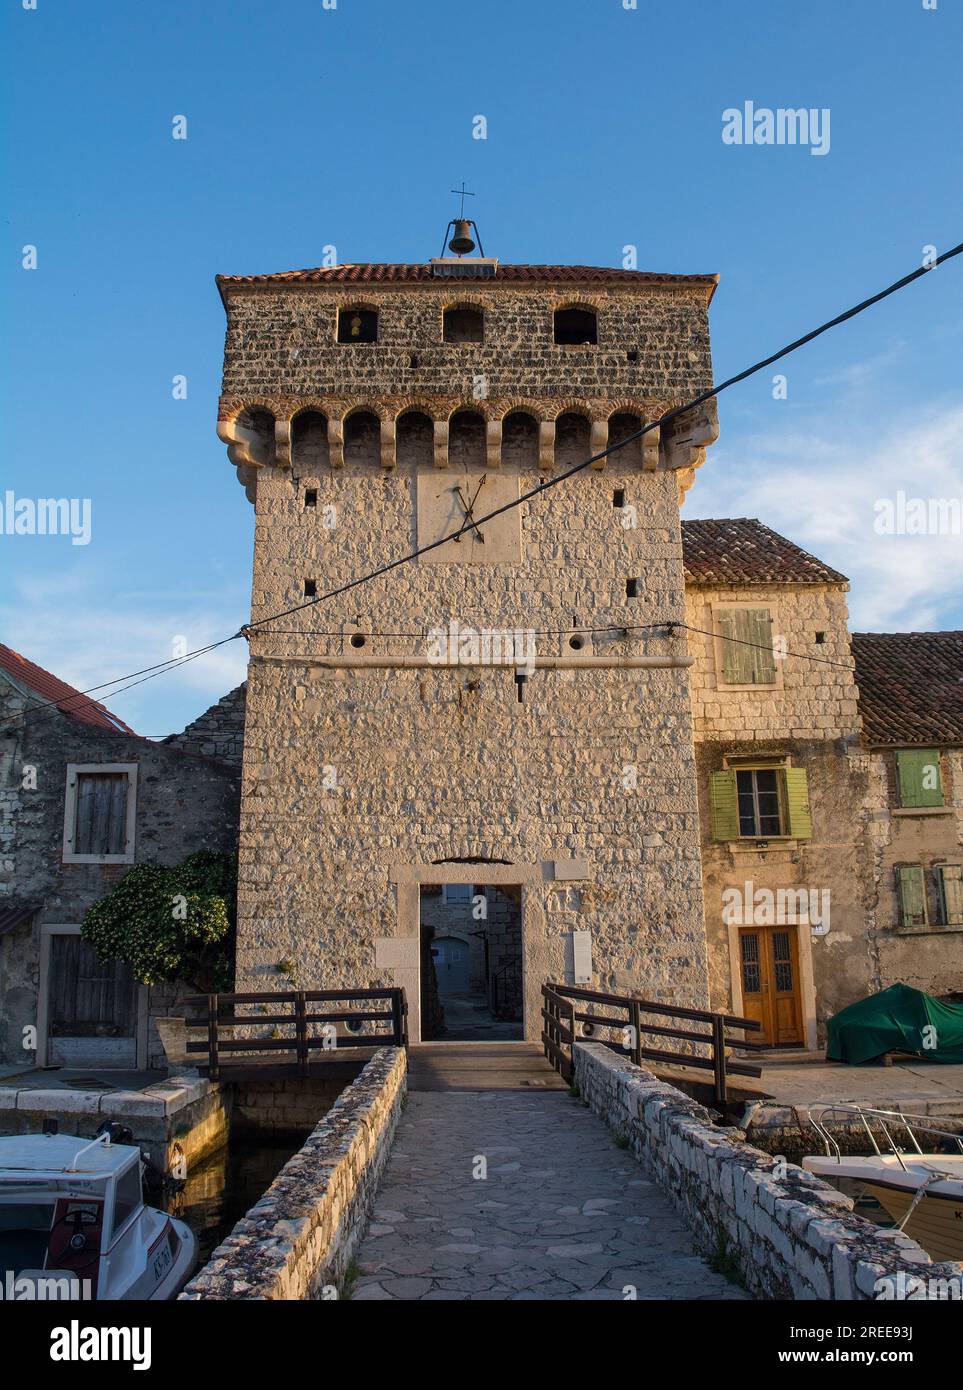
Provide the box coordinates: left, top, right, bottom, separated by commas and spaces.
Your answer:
81, 851, 237, 992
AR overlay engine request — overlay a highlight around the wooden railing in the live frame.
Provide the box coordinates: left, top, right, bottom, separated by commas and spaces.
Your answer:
183, 988, 408, 1081
541, 982, 763, 1108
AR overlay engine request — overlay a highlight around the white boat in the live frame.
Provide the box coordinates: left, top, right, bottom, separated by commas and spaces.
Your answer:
0, 1130, 197, 1300
803, 1104, 963, 1264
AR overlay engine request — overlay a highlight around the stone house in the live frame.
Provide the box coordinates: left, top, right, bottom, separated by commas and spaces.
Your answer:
850, 632, 963, 1001
0, 645, 243, 1070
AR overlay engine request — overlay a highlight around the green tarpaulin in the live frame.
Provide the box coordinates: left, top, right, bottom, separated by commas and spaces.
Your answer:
827, 983, 963, 1065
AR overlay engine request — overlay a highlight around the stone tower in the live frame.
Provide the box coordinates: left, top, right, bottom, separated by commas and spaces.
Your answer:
217, 232, 720, 1041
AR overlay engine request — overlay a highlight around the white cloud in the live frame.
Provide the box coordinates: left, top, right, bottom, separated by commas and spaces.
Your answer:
0, 584, 248, 736
684, 401, 963, 632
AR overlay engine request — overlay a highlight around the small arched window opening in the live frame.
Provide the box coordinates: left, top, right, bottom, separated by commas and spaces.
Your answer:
554, 306, 598, 346
337, 307, 378, 344
443, 305, 484, 344
502, 411, 539, 469
397, 410, 433, 469
448, 409, 486, 471
608, 412, 643, 470
555, 412, 591, 468
291, 410, 329, 472
343, 410, 381, 466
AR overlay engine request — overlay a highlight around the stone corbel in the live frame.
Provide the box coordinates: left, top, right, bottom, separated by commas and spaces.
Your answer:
486, 418, 502, 469
380, 418, 396, 470
217, 415, 273, 503
590, 419, 608, 470
328, 417, 345, 470
642, 422, 660, 471
538, 419, 555, 472
433, 419, 449, 469
275, 418, 292, 470
658, 399, 719, 476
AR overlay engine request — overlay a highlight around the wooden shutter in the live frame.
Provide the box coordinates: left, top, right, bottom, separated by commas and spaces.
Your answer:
75, 773, 129, 856
896, 865, 927, 927
784, 767, 812, 839
709, 770, 740, 840
936, 865, 963, 926
895, 749, 944, 808
718, 608, 775, 685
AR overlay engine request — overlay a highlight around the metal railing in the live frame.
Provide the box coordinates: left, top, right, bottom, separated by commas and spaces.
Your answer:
183, 988, 408, 1080
541, 982, 763, 1107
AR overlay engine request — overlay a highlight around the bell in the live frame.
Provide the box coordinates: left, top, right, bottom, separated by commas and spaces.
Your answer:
448, 219, 476, 256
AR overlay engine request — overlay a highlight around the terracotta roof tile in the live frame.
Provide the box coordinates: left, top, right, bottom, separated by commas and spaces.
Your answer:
851, 631, 963, 746
217, 263, 718, 292
0, 644, 137, 735
681, 518, 848, 586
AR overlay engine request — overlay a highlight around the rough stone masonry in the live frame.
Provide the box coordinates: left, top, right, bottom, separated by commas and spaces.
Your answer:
215, 257, 722, 1039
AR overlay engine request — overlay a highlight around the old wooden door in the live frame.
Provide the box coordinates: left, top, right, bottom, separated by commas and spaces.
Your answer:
738, 926, 803, 1047
47, 934, 138, 1067
432, 936, 470, 993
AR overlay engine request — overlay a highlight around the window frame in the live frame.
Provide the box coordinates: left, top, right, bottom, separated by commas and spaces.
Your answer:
62, 763, 137, 865
335, 305, 379, 345
736, 765, 787, 838
711, 601, 783, 691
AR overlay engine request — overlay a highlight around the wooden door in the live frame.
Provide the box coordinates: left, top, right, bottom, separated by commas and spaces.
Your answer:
48, 934, 138, 1067
738, 926, 803, 1047
431, 937, 470, 994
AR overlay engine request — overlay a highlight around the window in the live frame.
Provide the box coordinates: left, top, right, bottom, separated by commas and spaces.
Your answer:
110, 1163, 143, 1238
709, 764, 811, 841
443, 306, 484, 343
936, 866, 963, 927
896, 865, 928, 928
442, 884, 473, 906
714, 606, 777, 686
553, 307, 597, 345
895, 748, 944, 808
337, 307, 378, 344
63, 765, 136, 864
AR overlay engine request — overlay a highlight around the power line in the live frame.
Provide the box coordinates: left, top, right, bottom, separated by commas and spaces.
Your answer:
3, 240, 958, 732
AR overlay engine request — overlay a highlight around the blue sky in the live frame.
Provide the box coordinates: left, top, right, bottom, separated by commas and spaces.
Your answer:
2, 0, 961, 735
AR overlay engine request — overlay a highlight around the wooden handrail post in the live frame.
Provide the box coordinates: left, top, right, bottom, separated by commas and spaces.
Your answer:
567, 998, 577, 1082
712, 1013, 727, 1109
295, 991, 308, 1077
629, 998, 642, 1068
207, 993, 219, 1081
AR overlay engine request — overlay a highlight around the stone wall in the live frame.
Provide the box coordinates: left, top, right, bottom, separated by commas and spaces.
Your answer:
181, 1047, 406, 1301
161, 684, 247, 768
574, 1041, 963, 1299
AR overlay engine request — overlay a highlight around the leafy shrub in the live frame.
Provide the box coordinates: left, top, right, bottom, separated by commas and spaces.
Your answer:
82, 851, 237, 992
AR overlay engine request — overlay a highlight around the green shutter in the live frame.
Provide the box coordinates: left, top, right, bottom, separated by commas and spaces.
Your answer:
784, 767, 812, 839
937, 866, 963, 926
896, 748, 944, 808
718, 608, 775, 685
709, 770, 739, 840
897, 865, 927, 927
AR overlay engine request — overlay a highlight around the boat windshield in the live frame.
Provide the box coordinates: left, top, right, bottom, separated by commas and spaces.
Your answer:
0, 1201, 55, 1276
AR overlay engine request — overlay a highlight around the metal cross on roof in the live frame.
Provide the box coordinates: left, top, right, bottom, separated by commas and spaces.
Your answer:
450, 183, 475, 217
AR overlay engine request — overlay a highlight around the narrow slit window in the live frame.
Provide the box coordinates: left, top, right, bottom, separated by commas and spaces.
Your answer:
304, 579, 317, 597
626, 578, 639, 599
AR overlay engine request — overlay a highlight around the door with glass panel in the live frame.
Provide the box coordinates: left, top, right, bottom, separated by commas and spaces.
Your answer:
738, 926, 803, 1046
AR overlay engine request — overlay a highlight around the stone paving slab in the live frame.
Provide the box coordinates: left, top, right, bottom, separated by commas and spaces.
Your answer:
352, 1090, 749, 1301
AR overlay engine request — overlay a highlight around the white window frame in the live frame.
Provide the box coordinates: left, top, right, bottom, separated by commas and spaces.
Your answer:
63, 763, 138, 864
711, 601, 783, 692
